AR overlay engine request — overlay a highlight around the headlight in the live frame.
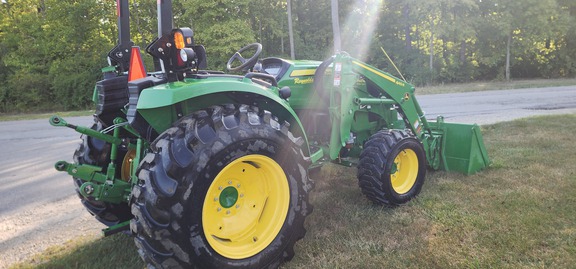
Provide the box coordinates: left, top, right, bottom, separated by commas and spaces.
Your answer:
180, 48, 196, 63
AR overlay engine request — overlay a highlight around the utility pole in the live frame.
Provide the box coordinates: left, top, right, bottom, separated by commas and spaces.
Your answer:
331, 0, 341, 53
287, 0, 295, 60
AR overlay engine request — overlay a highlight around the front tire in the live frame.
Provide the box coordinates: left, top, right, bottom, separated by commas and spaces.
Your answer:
357, 129, 426, 206
131, 104, 313, 269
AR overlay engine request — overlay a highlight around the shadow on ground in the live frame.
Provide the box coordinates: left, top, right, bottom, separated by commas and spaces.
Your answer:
9, 234, 144, 269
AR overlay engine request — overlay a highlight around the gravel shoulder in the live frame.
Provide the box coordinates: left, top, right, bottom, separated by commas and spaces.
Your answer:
0, 116, 102, 269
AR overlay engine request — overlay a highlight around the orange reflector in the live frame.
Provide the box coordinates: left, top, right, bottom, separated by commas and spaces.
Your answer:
128, 46, 146, 82
174, 31, 185, 49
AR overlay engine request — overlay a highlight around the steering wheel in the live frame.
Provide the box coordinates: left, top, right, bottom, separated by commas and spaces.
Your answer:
226, 43, 262, 72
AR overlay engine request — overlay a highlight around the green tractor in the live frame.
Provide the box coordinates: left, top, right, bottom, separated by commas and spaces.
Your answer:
50, 1, 490, 268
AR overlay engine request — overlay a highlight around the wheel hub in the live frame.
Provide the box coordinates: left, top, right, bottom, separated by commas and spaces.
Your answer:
219, 186, 239, 209
390, 149, 419, 194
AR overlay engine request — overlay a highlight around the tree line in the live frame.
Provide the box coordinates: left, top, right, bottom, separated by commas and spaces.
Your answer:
0, 0, 574, 113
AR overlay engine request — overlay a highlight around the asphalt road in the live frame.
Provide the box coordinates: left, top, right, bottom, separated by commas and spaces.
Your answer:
418, 86, 576, 125
0, 85, 575, 267
0, 116, 97, 268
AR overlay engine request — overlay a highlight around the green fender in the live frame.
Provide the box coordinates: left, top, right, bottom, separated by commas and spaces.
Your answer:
136, 75, 311, 156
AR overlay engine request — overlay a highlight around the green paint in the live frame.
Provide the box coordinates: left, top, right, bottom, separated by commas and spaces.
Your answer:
390, 163, 398, 174
51, 51, 490, 221
219, 187, 239, 208
54, 160, 131, 204
431, 120, 491, 175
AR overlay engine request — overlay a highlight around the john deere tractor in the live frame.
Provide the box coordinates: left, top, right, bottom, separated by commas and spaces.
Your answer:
50, 1, 490, 268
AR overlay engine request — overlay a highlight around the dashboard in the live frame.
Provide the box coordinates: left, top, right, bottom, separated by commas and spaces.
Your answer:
260, 58, 291, 80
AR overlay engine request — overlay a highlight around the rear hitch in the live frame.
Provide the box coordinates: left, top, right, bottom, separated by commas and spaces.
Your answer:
49, 115, 76, 129
51, 115, 143, 204
54, 160, 131, 204
54, 160, 102, 175
49, 115, 123, 145
54, 160, 68, 172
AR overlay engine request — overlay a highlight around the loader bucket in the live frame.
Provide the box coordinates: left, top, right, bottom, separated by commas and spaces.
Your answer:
435, 121, 490, 175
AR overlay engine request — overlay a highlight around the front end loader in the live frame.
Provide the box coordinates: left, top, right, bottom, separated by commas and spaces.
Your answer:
50, 0, 489, 268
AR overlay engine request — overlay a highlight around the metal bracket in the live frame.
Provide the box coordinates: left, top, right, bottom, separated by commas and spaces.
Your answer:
54, 161, 131, 203
102, 220, 131, 237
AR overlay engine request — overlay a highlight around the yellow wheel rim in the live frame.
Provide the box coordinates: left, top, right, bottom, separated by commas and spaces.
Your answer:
202, 154, 290, 259
390, 149, 419, 194
120, 149, 136, 182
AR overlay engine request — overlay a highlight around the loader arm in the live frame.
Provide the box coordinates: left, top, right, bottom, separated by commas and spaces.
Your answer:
329, 53, 441, 167
327, 53, 489, 173
349, 60, 432, 139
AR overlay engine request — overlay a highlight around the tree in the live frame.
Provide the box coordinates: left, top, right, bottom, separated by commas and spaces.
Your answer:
0, 0, 52, 112
476, 0, 569, 80
247, 0, 288, 57
292, 0, 333, 60
181, 0, 256, 70
338, 0, 384, 61
44, 0, 116, 110
0, 0, 574, 113
555, 0, 576, 77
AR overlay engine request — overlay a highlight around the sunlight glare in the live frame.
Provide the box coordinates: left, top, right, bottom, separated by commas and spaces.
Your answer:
339, 0, 384, 61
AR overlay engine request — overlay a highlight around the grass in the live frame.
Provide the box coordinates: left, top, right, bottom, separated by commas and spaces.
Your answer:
0, 110, 93, 122
417, 77, 576, 95
285, 114, 576, 268
9, 114, 576, 268
8, 235, 143, 269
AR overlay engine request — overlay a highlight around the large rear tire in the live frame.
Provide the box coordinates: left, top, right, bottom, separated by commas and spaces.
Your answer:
357, 129, 426, 206
131, 104, 313, 269
73, 121, 132, 226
